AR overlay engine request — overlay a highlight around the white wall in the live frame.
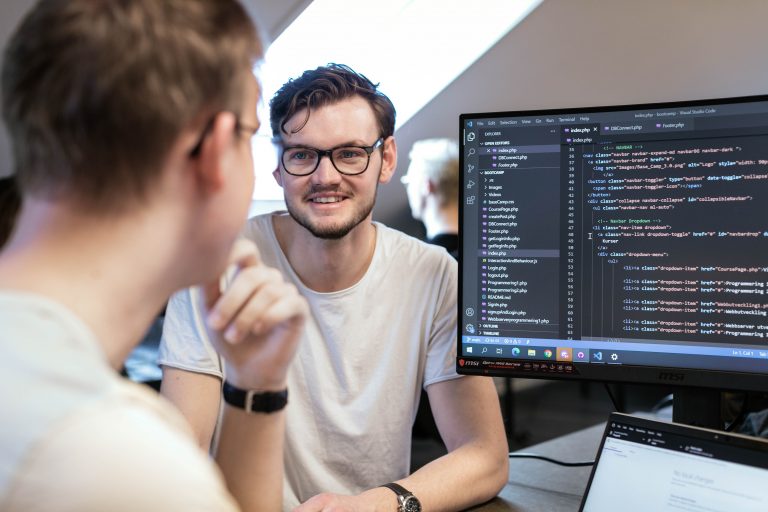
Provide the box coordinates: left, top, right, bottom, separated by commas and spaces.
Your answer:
0, 0, 35, 177
375, 0, 768, 236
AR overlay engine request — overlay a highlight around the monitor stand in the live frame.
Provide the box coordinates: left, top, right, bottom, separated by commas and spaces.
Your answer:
672, 387, 723, 429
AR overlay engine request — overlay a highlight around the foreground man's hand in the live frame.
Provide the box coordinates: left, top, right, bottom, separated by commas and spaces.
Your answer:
293, 487, 397, 512
202, 238, 308, 390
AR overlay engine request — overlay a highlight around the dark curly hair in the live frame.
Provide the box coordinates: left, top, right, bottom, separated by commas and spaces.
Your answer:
269, 63, 396, 141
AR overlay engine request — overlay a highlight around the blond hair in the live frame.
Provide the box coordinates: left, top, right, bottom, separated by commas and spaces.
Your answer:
408, 138, 459, 207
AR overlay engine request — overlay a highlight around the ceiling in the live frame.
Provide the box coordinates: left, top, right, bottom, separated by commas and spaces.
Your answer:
3, 0, 768, 242
241, 0, 312, 44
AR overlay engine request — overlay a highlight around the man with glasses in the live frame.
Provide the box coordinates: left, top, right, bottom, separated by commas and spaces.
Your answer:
159, 64, 509, 512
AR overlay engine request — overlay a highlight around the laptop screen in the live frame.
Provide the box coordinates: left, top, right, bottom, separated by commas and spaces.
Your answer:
580, 413, 768, 512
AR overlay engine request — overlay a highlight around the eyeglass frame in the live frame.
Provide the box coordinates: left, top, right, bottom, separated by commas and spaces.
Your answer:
189, 115, 259, 158
278, 137, 385, 176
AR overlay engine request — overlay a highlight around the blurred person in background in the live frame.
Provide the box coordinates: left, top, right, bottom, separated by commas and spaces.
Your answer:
402, 138, 460, 258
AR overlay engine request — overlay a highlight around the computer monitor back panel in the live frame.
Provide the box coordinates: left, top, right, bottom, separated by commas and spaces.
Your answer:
458, 96, 768, 392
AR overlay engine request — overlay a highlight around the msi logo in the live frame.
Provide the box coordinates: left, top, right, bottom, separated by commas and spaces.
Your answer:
658, 372, 685, 382
459, 359, 465, 367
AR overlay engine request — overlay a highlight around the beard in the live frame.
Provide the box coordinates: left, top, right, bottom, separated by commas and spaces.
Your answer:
285, 181, 379, 240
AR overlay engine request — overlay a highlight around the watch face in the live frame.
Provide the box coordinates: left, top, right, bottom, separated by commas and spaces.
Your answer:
403, 496, 422, 512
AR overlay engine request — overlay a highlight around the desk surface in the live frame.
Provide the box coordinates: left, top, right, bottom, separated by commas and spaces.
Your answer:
471, 423, 606, 512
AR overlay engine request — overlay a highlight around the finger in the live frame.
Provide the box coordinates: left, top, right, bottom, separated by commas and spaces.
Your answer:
292, 493, 328, 512
201, 239, 263, 312
247, 292, 307, 338
220, 279, 290, 343
227, 238, 262, 268
201, 280, 222, 314
206, 266, 277, 332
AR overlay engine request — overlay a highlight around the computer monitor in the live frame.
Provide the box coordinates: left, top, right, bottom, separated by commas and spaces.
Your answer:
457, 95, 768, 428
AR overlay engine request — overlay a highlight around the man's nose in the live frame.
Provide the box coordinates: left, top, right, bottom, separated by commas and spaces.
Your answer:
311, 154, 343, 184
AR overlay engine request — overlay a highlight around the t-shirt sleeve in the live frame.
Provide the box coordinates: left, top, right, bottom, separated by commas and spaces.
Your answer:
4, 398, 240, 512
157, 287, 224, 379
423, 254, 461, 388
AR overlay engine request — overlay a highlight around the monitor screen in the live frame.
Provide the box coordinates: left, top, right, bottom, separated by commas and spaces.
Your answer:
457, 95, 768, 394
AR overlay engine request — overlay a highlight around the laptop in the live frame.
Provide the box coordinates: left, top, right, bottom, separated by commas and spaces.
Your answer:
579, 412, 768, 512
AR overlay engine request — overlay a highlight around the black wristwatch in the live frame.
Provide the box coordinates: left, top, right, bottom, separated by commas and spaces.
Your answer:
222, 381, 288, 413
381, 483, 422, 512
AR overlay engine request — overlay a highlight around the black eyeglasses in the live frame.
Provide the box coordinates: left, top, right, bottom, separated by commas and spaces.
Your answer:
189, 116, 259, 157
280, 137, 384, 176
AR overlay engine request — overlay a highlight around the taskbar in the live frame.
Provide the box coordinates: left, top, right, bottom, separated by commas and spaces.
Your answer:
458, 357, 576, 375
460, 336, 768, 373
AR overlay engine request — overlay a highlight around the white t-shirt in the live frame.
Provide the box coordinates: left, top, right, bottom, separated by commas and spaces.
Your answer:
159, 212, 460, 509
0, 292, 238, 512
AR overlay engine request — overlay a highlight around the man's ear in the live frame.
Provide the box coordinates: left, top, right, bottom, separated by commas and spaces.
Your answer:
378, 136, 398, 184
195, 112, 237, 191
426, 178, 438, 195
272, 167, 284, 188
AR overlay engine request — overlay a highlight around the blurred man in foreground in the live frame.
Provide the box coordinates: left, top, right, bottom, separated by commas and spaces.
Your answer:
0, 1, 306, 510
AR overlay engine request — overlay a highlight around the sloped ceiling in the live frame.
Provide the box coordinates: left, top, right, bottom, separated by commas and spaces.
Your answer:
374, 0, 768, 237
241, 0, 312, 44
4, 0, 768, 240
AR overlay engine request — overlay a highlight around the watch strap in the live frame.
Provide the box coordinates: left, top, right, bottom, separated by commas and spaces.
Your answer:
222, 381, 288, 413
381, 482, 410, 497
381, 482, 420, 512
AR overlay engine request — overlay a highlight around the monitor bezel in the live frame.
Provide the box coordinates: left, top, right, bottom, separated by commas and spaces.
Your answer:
456, 94, 768, 393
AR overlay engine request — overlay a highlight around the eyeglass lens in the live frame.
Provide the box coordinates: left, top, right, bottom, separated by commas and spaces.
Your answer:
283, 146, 372, 176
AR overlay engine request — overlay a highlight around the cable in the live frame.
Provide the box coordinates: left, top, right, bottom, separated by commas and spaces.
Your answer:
724, 392, 749, 432
508, 452, 594, 467
650, 393, 673, 415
